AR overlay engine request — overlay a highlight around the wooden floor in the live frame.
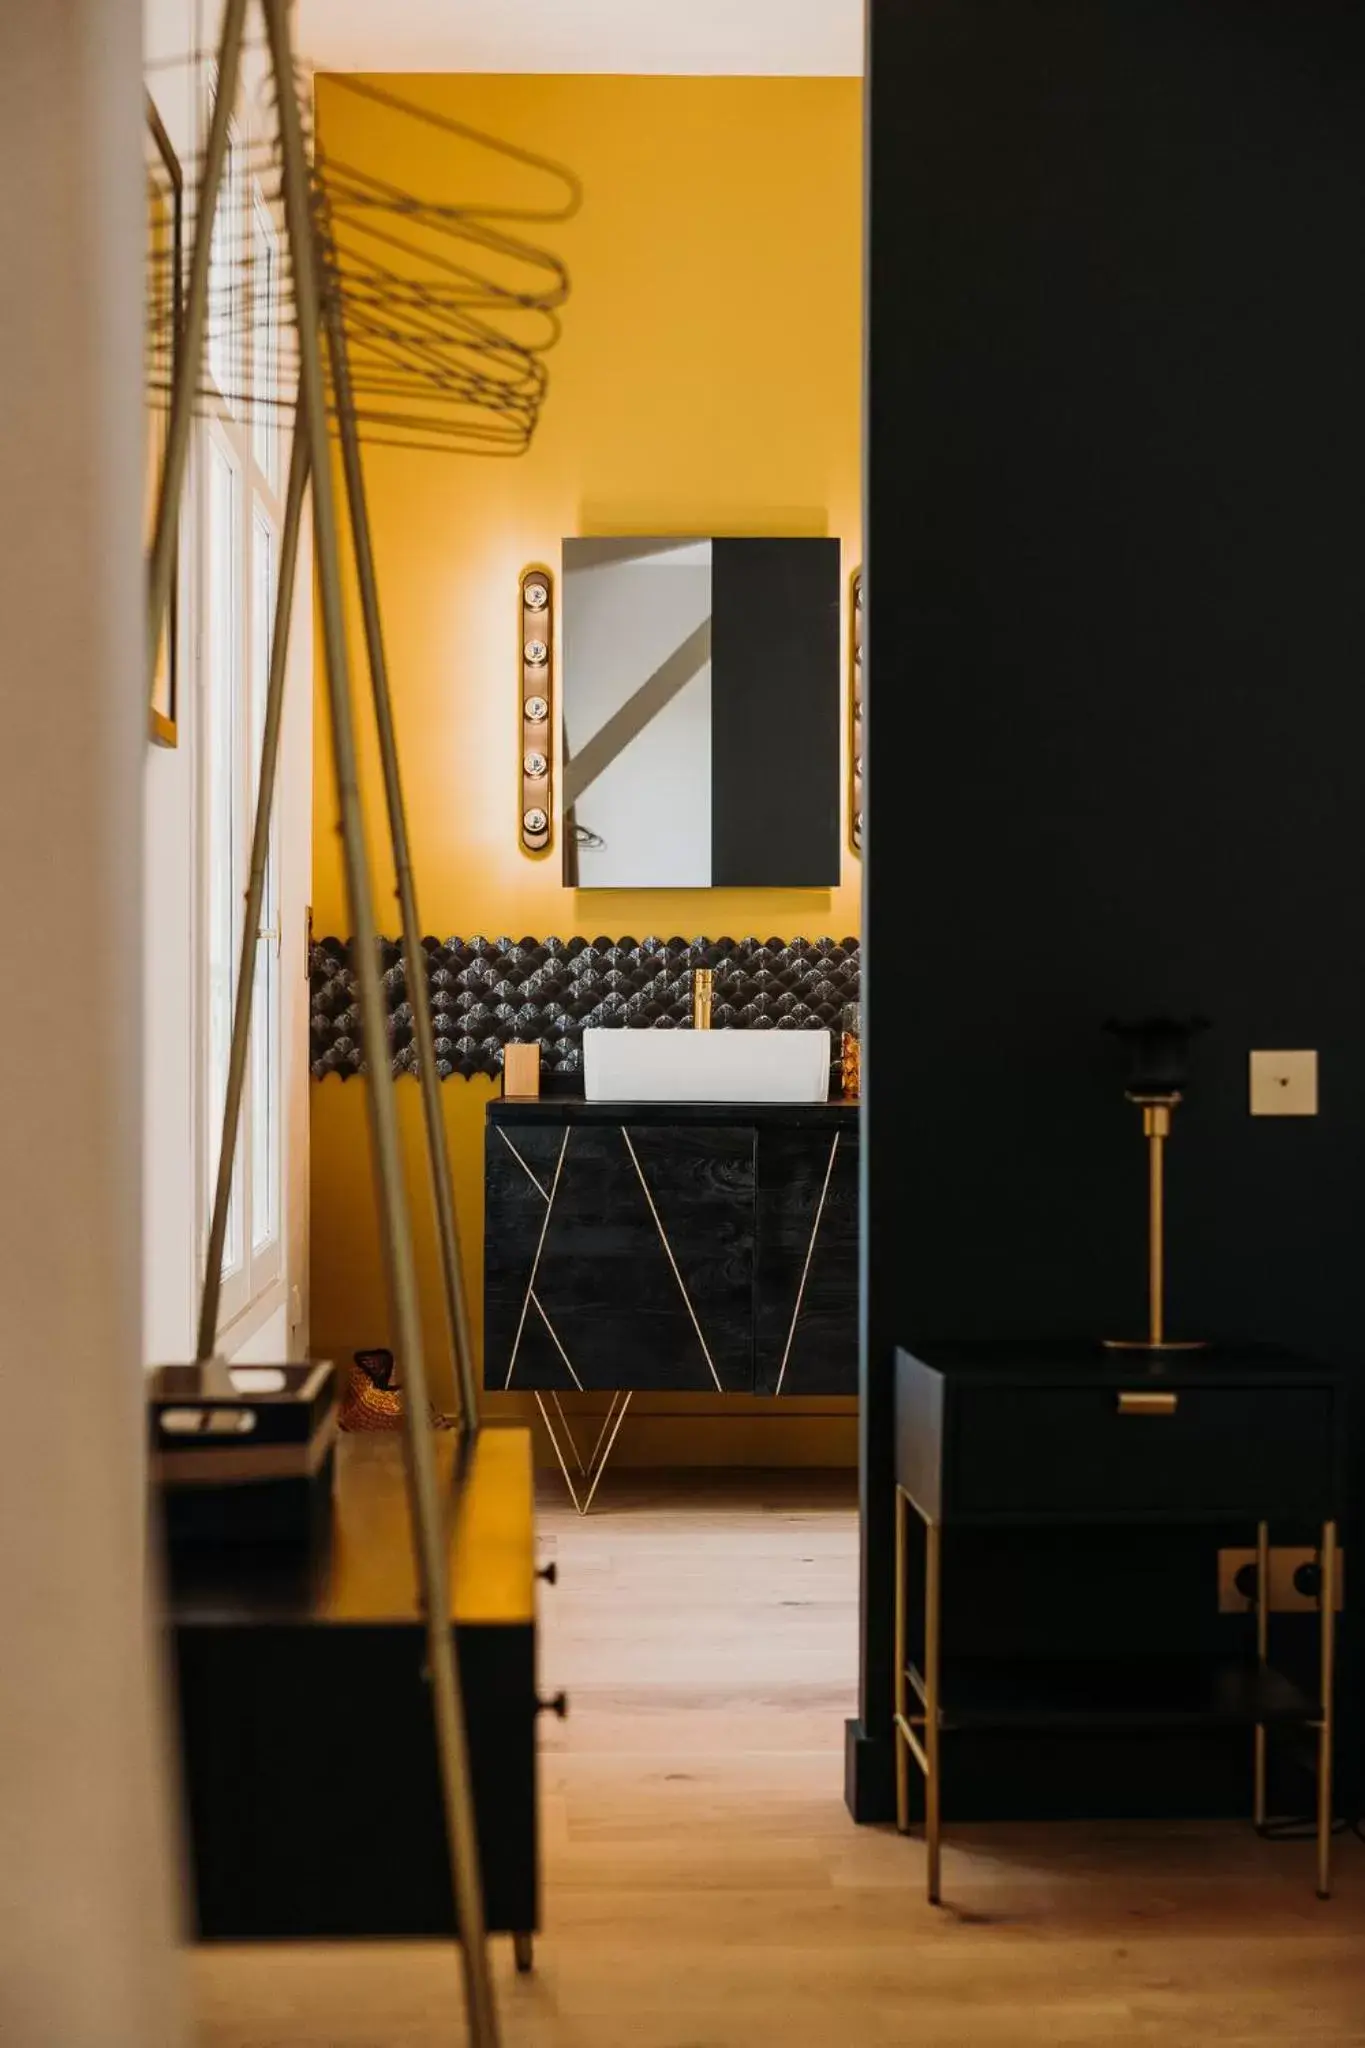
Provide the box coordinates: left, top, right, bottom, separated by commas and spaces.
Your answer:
192, 1469, 1365, 2046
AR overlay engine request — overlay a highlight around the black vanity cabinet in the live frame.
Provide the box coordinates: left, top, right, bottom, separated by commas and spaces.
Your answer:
754, 1123, 860, 1396
485, 1099, 859, 1398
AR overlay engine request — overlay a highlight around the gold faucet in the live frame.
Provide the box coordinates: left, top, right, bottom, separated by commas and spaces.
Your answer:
691, 968, 714, 1031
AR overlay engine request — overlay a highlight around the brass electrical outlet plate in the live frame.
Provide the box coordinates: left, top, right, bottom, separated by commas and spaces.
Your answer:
850, 568, 863, 856
520, 566, 553, 853
1218, 1544, 1345, 1614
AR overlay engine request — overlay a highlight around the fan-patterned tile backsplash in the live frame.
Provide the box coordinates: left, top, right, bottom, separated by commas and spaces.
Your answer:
310, 935, 861, 1081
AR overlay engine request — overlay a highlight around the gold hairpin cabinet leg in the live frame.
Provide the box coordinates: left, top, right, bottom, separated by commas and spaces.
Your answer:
534, 1390, 632, 1515
1317, 1519, 1338, 1900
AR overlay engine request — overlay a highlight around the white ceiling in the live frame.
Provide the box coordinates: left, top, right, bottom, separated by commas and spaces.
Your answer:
295, 0, 864, 76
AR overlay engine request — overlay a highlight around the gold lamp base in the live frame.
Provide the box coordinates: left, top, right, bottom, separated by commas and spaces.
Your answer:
1102, 1336, 1208, 1354
1104, 1093, 1206, 1354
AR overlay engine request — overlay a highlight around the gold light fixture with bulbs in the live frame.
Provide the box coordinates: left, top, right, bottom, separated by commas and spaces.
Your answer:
520, 567, 553, 852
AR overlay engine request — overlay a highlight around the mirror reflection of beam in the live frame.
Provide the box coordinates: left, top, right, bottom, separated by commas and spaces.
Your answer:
561, 616, 712, 818
560, 731, 604, 888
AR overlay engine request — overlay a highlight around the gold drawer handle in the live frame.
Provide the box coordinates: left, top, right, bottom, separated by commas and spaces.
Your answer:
1118, 1390, 1178, 1417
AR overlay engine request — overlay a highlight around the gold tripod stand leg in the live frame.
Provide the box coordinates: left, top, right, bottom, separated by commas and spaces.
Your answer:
146, 0, 249, 697
322, 266, 481, 1440
197, 409, 309, 1367
262, 1, 499, 2039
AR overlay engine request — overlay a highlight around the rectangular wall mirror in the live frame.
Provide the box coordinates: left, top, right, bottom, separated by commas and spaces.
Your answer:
561, 535, 841, 888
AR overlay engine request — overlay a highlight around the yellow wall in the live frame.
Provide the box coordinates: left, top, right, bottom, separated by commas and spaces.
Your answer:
312, 74, 863, 1462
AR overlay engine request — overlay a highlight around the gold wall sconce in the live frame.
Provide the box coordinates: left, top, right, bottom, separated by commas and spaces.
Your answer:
851, 569, 863, 855
520, 567, 553, 853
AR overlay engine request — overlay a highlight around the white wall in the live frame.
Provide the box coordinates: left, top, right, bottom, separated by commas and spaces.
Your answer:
143, 0, 313, 1371
0, 0, 187, 2036
142, 0, 198, 1368
295, 0, 865, 74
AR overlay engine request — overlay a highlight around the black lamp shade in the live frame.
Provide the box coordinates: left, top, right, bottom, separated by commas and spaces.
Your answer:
1105, 1015, 1209, 1097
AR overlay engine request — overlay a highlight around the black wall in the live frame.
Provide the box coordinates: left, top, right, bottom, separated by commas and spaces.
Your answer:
853, 0, 1365, 1821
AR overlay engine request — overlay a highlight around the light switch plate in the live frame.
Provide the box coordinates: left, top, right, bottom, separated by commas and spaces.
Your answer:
1250, 1048, 1318, 1116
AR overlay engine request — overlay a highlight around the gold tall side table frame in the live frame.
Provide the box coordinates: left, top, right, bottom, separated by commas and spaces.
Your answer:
893, 1483, 1339, 1906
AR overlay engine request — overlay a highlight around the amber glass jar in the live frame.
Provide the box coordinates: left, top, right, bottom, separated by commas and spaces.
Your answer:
840, 1002, 861, 1099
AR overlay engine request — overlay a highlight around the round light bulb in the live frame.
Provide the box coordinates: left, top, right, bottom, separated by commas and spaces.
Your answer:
523, 807, 548, 835
524, 750, 548, 779
524, 580, 549, 611
524, 638, 548, 666
524, 694, 549, 723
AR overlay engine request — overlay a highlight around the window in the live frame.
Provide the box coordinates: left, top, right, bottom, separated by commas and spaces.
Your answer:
199, 127, 285, 1332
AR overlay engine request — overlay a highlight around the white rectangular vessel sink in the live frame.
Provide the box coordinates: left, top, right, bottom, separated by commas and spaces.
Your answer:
583, 1027, 831, 1104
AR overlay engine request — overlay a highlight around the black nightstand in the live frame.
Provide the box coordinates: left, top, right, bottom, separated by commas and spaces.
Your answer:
893, 1342, 1346, 1904
166, 1429, 545, 1967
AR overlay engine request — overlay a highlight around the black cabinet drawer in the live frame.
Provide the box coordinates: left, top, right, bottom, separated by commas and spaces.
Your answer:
755, 1127, 859, 1396
487, 1109, 860, 1396
486, 1121, 755, 1392
177, 1620, 536, 1938
951, 1383, 1337, 1522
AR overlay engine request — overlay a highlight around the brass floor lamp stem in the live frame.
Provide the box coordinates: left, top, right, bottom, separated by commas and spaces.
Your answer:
263, 2, 499, 2041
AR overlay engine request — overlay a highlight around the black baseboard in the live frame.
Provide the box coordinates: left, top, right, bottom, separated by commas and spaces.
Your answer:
845, 1717, 896, 1823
